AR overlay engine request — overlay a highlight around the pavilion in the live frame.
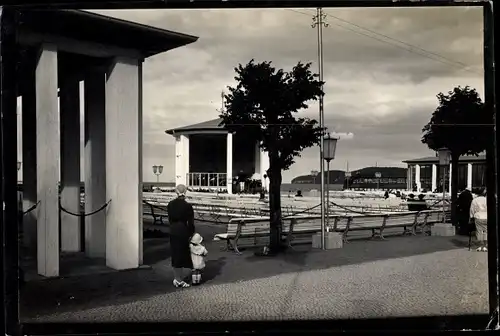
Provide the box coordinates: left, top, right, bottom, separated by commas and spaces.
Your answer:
11, 9, 198, 277
403, 154, 486, 193
166, 117, 270, 194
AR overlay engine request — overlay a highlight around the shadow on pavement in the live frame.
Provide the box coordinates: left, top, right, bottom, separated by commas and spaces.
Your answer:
20, 222, 471, 321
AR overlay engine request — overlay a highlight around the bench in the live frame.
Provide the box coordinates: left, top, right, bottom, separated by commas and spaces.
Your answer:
142, 201, 168, 225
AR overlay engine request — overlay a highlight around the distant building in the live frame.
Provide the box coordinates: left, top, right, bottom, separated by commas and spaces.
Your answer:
403, 154, 486, 193
166, 118, 269, 194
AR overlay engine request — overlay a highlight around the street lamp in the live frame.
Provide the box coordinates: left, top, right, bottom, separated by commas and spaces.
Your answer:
438, 148, 451, 223
322, 133, 339, 249
375, 172, 382, 190
152, 165, 163, 191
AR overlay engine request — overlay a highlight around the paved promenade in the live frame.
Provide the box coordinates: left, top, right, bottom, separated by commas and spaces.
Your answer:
21, 233, 488, 322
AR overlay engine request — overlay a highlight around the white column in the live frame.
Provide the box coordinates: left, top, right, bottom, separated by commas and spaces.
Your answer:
226, 132, 233, 194
431, 164, 437, 192
36, 45, 60, 277
254, 142, 261, 176
84, 69, 106, 258
467, 163, 473, 190
448, 163, 452, 193
174, 134, 189, 186
260, 149, 270, 190
415, 164, 421, 192
138, 62, 144, 265
60, 73, 81, 252
105, 57, 141, 270
406, 165, 411, 191
184, 135, 190, 186
21, 58, 37, 253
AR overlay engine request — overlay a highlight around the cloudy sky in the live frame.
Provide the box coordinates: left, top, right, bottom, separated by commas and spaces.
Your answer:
18, 6, 484, 183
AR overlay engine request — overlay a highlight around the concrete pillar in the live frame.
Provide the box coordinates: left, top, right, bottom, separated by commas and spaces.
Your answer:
84, 69, 106, 258
105, 57, 141, 270
226, 132, 233, 194
431, 164, 437, 192
448, 163, 452, 194
260, 149, 270, 190
184, 135, 190, 187
59, 73, 81, 252
406, 165, 411, 191
21, 56, 37, 253
174, 134, 189, 186
415, 164, 421, 192
254, 142, 261, 176
467, 163, 473, 190
36, 45, 60, 277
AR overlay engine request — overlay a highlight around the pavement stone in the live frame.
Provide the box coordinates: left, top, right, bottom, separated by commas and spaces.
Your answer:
23, 248, 488, 322
20, 228, 489, 322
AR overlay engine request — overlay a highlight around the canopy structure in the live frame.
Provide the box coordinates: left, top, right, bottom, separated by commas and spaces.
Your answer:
3, 8, 198, 277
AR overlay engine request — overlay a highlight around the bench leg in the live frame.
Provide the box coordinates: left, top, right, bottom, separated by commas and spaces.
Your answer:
402, 226, 414, 236
371, 229, 386, 240
221, 238, 242, 255
342, 232, 350, 244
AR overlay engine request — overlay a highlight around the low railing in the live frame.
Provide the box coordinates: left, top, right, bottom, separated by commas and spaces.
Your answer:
187, 172, 228, 188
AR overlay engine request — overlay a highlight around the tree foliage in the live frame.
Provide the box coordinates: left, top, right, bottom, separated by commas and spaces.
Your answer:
219, 59, 325, 254
219, 59, 324, 170
421, 85, 489, 226
421, 86, 488, 155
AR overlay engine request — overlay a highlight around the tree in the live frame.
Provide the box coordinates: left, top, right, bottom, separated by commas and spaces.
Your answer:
421, 86, 488, 226
220, 60, 324, 254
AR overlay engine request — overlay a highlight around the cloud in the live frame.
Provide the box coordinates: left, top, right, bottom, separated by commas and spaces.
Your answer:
330, 132, 354, 140
80, 7, 484, 183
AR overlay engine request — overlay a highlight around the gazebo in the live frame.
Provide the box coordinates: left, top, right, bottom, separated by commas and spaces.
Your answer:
403, 154, 487, 193
10, 9, 198, 277
166, 118, 270, 194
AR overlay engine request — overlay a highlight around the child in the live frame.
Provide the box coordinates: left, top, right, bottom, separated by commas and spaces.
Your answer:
190, 233, 208, 285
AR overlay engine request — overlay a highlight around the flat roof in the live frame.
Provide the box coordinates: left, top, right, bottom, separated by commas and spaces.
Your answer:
166, 118, 225, 135
403, 154, 486, 164
18, 9, 199, 58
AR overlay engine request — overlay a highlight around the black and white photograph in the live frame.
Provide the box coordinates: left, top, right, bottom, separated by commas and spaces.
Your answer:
0, 0, 497, 331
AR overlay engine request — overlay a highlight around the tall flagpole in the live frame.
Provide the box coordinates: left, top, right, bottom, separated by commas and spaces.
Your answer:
312, 8, 328, 250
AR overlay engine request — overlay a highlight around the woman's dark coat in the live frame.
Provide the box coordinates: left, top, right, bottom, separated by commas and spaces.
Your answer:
456, 190, 473, 233
167, 196, 195, 269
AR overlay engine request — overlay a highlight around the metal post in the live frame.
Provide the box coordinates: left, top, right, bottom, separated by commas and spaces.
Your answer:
312, 7, 328, 250
326, 160, 330, 231
442, 166, 446, 223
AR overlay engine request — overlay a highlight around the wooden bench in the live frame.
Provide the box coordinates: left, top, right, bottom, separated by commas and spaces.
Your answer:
142, 201, 168, 225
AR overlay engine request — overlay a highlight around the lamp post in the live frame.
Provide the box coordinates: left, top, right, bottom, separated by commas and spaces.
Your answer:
152, 165, 163, 191
312, 8, 328, 252
322, 133, 339, 248
438, 148, 451, 223
375, 172, 382, 190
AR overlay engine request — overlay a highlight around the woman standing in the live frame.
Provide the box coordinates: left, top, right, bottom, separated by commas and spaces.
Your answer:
167, 184, 195, 288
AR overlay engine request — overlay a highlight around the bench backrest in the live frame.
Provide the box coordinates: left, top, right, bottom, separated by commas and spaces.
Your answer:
385, 212, 418, 226
349, 214, 387, 229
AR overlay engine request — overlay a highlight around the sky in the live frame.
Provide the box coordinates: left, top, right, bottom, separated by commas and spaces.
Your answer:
17, 6, 485, 183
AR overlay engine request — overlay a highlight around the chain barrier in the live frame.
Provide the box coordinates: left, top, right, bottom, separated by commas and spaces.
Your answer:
59, 199, 112, 217
22, 201, 40, 216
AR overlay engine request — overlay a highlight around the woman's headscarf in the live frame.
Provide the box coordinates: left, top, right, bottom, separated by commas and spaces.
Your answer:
175, 184, 187, 197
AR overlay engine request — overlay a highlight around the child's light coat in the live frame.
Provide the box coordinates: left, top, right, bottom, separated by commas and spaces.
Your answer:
190, 233, 208, 270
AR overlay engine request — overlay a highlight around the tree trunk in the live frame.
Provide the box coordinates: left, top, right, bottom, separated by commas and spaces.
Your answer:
450, 154, 460, 226
267, 164, 283, 254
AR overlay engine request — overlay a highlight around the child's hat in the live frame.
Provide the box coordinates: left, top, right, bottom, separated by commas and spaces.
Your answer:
191, 233, 203, 244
